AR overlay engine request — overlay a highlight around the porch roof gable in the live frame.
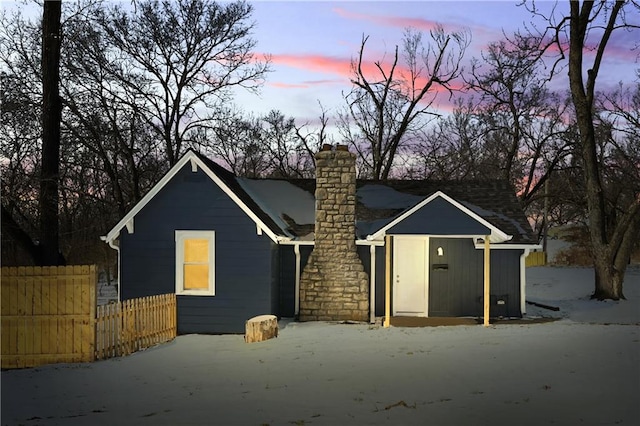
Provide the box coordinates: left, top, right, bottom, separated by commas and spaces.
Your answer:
366, 191, 513, 243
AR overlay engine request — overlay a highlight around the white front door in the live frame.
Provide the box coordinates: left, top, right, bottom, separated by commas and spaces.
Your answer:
393, 236, 428, 316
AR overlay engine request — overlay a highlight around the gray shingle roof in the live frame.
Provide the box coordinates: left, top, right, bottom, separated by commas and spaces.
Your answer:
196, 152, 536, 245
381, 180, 536, 244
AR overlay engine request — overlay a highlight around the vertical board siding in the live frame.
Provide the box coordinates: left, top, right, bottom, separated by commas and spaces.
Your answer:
95, 294, 176, 359
278, 245, 312, 318
489, 250, 523, 317
1, 266, 176, 368
372, 238, 524, 319
525, 251, 547, 267
367, 246, 387, 317
0, 265, 96, 369
428, 238, 523, 318
270, 244, 280, 316
429, 238, 485, 317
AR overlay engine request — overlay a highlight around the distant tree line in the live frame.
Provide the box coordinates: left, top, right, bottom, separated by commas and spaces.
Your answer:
1, 0, 638, 299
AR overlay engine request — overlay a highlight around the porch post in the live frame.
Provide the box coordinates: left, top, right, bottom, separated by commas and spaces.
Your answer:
483, 236, 490, 327
369, 244, 376, 324
384, 235, 391, 328
520, 249, 530, 316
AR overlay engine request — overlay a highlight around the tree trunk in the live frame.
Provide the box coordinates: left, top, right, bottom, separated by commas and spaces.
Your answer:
39, 0, 63, 266
591, 249, 622, 300
566, 1, 632, 300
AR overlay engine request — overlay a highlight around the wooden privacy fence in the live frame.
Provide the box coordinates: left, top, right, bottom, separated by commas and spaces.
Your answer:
1, 265, 96, 369
526, 251, 547, 267
95, 293, 176, 360
1, 265, 176, 369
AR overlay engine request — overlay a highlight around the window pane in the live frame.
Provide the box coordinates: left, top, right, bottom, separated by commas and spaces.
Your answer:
184, 264, 209, 290
184, 239, 209, 263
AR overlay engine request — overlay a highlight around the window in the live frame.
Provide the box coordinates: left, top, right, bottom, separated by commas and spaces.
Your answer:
176, 231, 215, 296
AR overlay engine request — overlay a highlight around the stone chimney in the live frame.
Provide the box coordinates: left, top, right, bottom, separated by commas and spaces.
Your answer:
299, 144, 369, 322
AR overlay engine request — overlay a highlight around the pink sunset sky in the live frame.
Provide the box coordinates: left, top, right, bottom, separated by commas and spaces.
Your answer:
3, 0, 637, 131
239, 0, 639, 129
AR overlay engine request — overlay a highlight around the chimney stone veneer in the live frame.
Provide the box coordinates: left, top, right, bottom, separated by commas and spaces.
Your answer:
299, 146, 369, 322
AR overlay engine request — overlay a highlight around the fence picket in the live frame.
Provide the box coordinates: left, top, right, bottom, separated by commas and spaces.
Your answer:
2, 264, 176, 368
1, 265, 97, 368
94, 293, 176, 361
525, 251, 547, 267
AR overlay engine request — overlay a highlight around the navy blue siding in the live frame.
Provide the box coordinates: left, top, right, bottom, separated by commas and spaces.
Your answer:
119, 164, 276, 334
356, 245, 387, 317
277, 246, 295, 317
359, 240, 522, 318
367, 237, 523, 318
278, 245, 312, 317
489, 249, 523, 317
389, 197, 490, 235
270, 245, 280, 316
372, 246, 387, 317
428, 238, 483, 316
272, 239, 521, 322
427, 238, 522, 317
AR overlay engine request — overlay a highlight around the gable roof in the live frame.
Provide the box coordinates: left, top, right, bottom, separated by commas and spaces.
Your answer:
192, 152, 294, 239
284, 179, 536, 245
103, 150, 537, 246
367, 191, 512, 243
102, 149, 292, 245
359, 180, 536, 244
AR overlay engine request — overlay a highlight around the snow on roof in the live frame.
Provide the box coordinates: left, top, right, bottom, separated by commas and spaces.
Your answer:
459, 200, 531, 240
237, 178, 315, 237
231, 173, 531, 244
357, 184, 424, 210
356, 218, 394, 239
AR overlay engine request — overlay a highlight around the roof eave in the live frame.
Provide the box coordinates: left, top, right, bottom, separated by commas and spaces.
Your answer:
102, 150, 284, 245
367, 191, 513, 242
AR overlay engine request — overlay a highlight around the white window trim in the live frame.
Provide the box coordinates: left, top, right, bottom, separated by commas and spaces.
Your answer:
175, 230, 216, 296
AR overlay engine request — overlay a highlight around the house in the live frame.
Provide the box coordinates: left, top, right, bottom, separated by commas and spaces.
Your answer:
102, 146, 539, 334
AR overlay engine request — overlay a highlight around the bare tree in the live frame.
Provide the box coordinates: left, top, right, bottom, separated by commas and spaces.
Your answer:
465, 33, 572, 207
1, 70, 43, 264
200, 107, 271, 178
38, 0, 64, 265
409, 98, 484, 180
200, 107, 326, 179
533, 0, 640, 299
1, 0, 270, 268
61, 5, 165, 216
596, 80, 640, 248
1, 3, 56, 265
97, 0, 270, 165
261, 110, 322, 178
294, 102, 335, 173
600, 81, 640, 186
339, 27, 470, 180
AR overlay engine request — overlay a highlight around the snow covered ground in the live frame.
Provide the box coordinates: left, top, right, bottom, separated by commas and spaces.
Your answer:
526, 266, 639, 324
2, 267, 639, 426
